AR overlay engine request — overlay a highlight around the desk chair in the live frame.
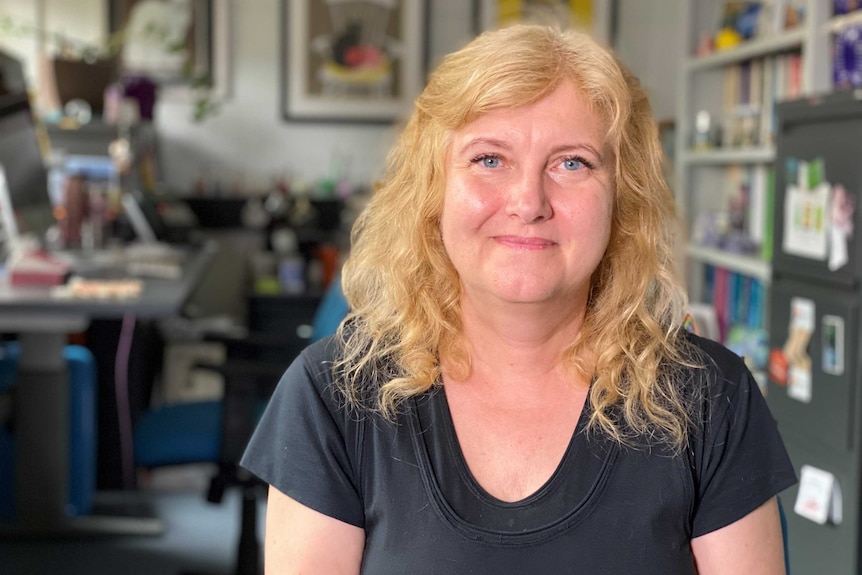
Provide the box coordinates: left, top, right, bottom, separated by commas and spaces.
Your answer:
779, 497, 790, 574
0, 341, 98, 523
133, 279, 348, 575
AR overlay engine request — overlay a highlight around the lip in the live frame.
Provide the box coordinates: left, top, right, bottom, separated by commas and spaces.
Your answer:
494, 235, 557, 249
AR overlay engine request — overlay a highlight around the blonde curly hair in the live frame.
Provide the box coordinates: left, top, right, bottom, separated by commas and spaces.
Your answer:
335, 24, 697, 449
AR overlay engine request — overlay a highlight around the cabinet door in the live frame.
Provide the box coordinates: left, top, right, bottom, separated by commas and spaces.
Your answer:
777, 428, 860, 575
772, 96, 862, 287
766, 278, 859, 452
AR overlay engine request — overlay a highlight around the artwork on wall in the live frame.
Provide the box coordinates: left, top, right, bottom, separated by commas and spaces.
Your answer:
108, 0, 230, 99
473, 0, 613, 45
281, 0, 428, 123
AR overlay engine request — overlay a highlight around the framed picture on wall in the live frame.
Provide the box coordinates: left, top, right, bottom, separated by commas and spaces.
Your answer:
108, 0, 230, 99
281, 0, 428, 123
473, 0, 614, 46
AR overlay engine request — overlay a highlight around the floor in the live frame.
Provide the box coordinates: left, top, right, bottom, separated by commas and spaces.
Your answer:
0, 465, 266, 575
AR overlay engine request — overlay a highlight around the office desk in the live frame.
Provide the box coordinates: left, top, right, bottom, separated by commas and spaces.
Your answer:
0, 243, 215, 536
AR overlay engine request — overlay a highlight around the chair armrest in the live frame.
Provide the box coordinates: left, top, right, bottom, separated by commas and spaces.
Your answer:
193, 359, 287, 390
193, 359, 284, 466
201, 329, 310, 361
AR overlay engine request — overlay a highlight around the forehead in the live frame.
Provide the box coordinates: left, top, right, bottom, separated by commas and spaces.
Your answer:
449, 81, 606, 147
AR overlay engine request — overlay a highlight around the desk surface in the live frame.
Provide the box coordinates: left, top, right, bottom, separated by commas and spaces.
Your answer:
0, 243, 216, 331
0, 240, 217, 535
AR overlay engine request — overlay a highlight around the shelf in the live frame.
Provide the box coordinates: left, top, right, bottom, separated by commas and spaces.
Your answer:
828, 11, 862, 33
681, 147, 775, 165
686, 245, 772, 283
685, 29, 806, 71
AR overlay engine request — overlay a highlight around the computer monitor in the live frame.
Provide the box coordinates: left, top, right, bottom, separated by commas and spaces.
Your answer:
121, 189, 163, 244
0, 49, 54, 253
0, 49, 28, 110
0, 100, 55, 251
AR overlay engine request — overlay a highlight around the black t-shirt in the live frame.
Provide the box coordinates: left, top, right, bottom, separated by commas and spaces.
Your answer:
241, 333, 797, 574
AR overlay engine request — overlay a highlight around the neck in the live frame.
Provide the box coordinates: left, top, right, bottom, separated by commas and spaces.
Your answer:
452, 292, 590, 387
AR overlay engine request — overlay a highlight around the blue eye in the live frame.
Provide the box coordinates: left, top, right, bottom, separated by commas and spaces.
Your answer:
472, 154, 501, 168
563, 157, 584, 171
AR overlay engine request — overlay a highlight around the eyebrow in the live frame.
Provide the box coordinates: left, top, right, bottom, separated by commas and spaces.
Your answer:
550, 143, 605, 163
457, 137, 604, 163
458, 137, 511, 152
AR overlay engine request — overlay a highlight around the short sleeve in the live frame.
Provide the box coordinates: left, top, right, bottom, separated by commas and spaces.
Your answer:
690, 336, 797, 538
240, 339, 365, 528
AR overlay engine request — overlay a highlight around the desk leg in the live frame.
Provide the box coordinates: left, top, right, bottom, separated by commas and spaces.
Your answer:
15, 332, 70, 529
2, 331, 163, 537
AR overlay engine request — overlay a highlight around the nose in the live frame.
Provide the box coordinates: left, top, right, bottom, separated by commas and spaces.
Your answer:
506, 169, 552, 223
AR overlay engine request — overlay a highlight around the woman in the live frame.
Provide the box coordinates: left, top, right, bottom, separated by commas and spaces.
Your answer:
242, 25, 795, 574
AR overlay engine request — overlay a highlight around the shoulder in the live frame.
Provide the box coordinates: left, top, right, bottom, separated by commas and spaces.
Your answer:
676, 336, 796, 537
241, 335, 370, 527
682, 331, 749, 384
676, 332, 780, 464
293, 336, 340, 386
261, 336, 347, 425
674, 331, 765, 435
679, 332, 753, 407
281, 334, 384, 423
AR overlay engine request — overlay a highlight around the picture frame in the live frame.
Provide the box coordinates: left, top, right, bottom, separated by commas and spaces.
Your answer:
108, 0, 230, 100
281, 0, 428, 123
473, 0, 614, 46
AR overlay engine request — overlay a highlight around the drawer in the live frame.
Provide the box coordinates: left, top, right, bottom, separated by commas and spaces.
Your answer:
766, 279, 859, 452
777, 429, 861, 575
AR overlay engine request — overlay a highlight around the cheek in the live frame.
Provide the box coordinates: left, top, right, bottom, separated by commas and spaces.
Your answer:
558, 188, 614, 241
439, 185, 460, 248
443, 177, 497, 230
593, 193, 614, 236
441, 182, 487, 264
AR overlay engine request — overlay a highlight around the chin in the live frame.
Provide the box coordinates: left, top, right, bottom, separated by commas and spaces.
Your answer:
490, 281, 560, 304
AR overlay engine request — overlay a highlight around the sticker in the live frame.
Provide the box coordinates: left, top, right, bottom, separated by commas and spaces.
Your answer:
829, 184, 855, 271
768, 348, 789, 386
822, 315, 845, 376
787, 366, 812, 403
783, 297, 815, 403
794, 465, 843, 526
790, 297, 816, 332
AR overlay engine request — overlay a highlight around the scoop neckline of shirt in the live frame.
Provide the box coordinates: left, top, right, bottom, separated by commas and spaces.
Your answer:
407, 388, 618, 544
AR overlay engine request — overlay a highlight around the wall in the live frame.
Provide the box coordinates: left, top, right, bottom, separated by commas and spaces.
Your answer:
1, 0, 683, 193
613, 0, 683, 122
0, 0, 107, 113
153, 0, 475, 194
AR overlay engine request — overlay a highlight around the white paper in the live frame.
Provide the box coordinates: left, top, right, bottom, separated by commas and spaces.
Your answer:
832, 477, 844, 526
794, 465, 842, 525
783, 183, 830, 260
787, 365, 812, 403
790, 297, 816, 332
828, 184, 854, 271
829, 226, 849, 270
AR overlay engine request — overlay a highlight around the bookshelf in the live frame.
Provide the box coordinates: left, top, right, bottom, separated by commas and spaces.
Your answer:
681, 147, 775, 165
685, 244, 771, 284
683, 27, 806, 71
674, 0, 835, 367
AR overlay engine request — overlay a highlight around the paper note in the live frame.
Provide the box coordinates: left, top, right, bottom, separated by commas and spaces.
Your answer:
794, 465, 842, 525
783, 183, 830, 260
784, 298, 814, 403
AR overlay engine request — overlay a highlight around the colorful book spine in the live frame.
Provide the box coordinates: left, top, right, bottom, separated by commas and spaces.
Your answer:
703, 265, 766, 344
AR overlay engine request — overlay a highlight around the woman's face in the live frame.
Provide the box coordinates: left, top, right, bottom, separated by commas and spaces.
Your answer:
441, 80, 614, 311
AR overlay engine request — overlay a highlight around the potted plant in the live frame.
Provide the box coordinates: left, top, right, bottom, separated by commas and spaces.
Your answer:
0, 11, 218, 122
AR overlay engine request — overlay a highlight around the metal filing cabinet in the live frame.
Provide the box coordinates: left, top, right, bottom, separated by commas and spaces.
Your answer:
767, 92, 862, 574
